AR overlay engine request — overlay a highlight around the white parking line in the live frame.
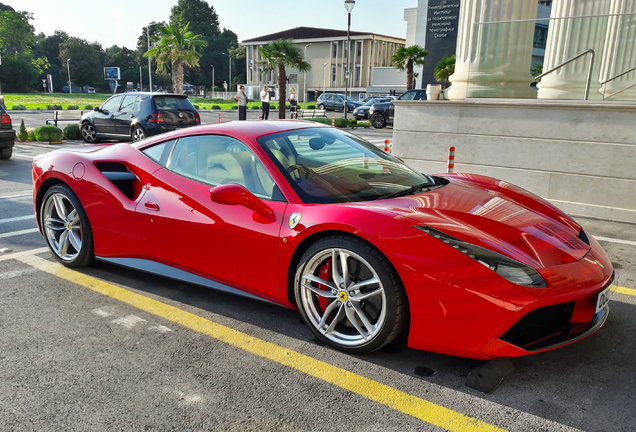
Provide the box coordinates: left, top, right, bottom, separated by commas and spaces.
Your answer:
0, 228, 40, 238
0, 247, 49, 261
0, 191, 31, 199
0, 215, 35, 224
595, 236, 636, 247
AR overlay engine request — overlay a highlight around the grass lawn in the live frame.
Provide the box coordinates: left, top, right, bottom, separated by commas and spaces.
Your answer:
3, 93, 312, 110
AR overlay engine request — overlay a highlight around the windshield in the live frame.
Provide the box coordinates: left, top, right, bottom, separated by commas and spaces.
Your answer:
364, 98, 387, 106
257, 127, 433, 204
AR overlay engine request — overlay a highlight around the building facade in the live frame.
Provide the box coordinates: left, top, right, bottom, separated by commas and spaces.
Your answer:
241, 27, 405, 102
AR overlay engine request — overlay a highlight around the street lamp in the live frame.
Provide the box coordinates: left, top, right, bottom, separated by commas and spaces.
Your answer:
222, 52, 236, 92
211, 64, 215, 96
303, 43, 312, 107
66, 59, 72, 94
323, 62, 328, 94
343, 0, 355, 120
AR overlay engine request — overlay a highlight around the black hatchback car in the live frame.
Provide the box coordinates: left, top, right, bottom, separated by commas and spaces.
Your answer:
80, 92, 200, 143
368, 89, 427, 129
0, 105, 15, 159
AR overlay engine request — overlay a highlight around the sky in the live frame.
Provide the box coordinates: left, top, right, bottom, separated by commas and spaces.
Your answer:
12, 0, 416, 49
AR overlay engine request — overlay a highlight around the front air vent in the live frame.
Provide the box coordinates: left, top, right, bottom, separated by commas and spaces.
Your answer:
94, 162, 140, 200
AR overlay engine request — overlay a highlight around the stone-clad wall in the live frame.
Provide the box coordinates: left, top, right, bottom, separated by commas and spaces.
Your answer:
392, 99, 636, 222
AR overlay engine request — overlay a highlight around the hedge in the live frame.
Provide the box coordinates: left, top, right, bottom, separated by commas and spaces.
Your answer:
193, 104, 200, 109
34, 125, 64, 141
304, 117, 348, 128
12, 104, 26, 110
212, 105, 221, 109
84, 105, 94, 110
47, 104, 63, 110
63, 124, 81, 140
67, 105, 79, 110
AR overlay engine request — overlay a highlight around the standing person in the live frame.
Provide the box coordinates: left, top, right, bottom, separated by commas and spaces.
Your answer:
260, 86, 270, 120
288, 87, 297, 119
235, 85, 248, 120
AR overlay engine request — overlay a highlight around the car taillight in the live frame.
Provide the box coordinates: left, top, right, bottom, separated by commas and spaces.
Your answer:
195, 112, 200, 123
1, 112, 11, 125
148, 113, 164, 123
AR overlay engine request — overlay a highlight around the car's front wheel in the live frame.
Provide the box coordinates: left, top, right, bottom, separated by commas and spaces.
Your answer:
40, 184, 95, 267
370, 112, 386, 129
80, 122, 98, 143
294, 235, 407, 354
131, 125, 147, 142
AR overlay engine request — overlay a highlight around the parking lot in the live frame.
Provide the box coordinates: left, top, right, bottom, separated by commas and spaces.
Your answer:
1, 124, 635, 431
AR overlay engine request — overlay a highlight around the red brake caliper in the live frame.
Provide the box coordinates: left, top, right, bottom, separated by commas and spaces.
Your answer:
316, 258, 333, 312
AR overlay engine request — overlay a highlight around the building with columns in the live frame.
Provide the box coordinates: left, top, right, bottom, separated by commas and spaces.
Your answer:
241, 27, 405, 103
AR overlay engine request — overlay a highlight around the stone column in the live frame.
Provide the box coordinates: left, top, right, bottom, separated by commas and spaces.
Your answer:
447, 0, 539, 100
537, 0, 611, 100
598, 0, 636, 100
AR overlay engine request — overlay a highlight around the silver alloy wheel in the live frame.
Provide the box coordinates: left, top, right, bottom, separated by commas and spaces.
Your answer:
132, 126, 146, 141
299, 248, 387, 347
81, 123, 97, 142
318, 103, 325, 110
42, 193, 82, 262
371, 112, 386, 129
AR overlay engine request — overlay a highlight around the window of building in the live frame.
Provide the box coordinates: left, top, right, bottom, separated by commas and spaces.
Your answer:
332, 42, 338, 57
357, 41, 362, 57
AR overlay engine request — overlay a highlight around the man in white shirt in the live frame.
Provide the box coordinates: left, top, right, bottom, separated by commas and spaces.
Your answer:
260, 86, 270, 120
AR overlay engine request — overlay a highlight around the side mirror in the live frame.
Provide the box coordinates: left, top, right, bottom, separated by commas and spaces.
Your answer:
209, 183, 273, 217
93, 107, 100, 112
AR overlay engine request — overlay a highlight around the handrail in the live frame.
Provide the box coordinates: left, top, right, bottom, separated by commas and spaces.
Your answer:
534, 49, 595, 100
598, 65, 636, 100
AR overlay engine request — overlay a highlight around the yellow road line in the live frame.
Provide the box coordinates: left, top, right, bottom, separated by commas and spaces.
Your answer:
19, 254, 504, 432
611, 285, 636, 297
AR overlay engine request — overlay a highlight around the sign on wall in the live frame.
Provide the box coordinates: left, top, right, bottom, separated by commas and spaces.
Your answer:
421, 0, 461, 88
104, 67, 121, 80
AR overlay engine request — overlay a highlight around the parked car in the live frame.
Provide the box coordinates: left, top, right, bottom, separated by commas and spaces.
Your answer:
87, 87, 96, 94
62, 86, 69, 93
183, 84, 195, 94
32, 120, 614, 358
316, 93, 362, 112
0, 105, 15, 159
352, 97, 392, 120
368, 89, 427, 129
79, 91, 201, 143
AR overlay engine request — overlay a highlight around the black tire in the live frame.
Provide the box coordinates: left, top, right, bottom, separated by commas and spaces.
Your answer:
318, 103, 326, 110
0, 147, 12, 159
370, 112, 386, 129
294, 235, 407, 354
131, 125, 147, 142
80, 122, 99, 143
40, 184, 95, 268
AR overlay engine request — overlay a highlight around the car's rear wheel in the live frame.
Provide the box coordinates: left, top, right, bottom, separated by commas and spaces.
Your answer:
294, 235, 407, 353
0, 147, 12, 159
370, 112, 386, 129
318, 103, 326, 110
80, 122, 98, 143
41, 185, 95, 267
131, 125, 147, 142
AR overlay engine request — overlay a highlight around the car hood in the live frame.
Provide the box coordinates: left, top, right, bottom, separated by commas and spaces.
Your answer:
372, 174, 589, 269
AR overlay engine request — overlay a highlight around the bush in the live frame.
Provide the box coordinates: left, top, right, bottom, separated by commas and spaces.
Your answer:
357, 121, 371, 128
230, 104, 238, 109
307, 104, 316, 109
67, 105, 79, 110
193, 104, 200, 109
212, 105, 221, 109
34, 125, 64, 141
304, 117, 348, 128
348, 119, 358, 126
17, 119, 28, 141
27, 128, 37, 141
12, 104, 26, 110
63, 124, 81, 140
249, 104, 261, 110
47, 104, 63, 110
84, 105, 94, 110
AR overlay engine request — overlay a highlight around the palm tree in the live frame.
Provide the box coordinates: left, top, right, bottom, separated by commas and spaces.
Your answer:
434, 55, 455, 89
144, 22, 208, 94
392, 45, 428, 91
258, 39, 310, 119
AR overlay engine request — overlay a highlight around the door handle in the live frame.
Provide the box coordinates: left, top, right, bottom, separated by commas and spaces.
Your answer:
144, 202, 160, 211
130, 114, 135, 118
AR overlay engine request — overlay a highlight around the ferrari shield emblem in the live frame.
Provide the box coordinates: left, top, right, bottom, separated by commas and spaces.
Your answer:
289, 213, 302, 229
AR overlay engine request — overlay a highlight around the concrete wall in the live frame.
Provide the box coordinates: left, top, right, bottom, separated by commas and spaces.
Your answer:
392, 99, 636, 223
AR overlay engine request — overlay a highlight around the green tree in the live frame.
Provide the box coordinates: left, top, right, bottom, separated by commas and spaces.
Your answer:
59, 38, 105, 89
105, 45, 139, 88
169, 0, 220, 39
434, 55, 455, 88
144, 22, 208, 94
392, 45, 428, 91
258, 39, 310, 119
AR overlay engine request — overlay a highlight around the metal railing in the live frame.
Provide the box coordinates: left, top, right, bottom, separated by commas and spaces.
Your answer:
598, 65, 636, 100
534, 49, 595, 100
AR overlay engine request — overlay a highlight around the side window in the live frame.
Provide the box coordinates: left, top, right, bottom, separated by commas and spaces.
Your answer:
141, 139, 177, 166
101, 96, 123, 113
167, 135, 278, 201
120, 95, 138, 113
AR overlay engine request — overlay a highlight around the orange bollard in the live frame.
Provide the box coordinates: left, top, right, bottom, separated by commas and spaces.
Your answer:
218, 112, 221, 123
384, 139, 391, 154
447, 146, 455, 173
332, 115, 335, 127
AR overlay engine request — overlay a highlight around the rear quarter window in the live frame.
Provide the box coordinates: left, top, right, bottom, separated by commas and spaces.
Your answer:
153, 96, 196, 111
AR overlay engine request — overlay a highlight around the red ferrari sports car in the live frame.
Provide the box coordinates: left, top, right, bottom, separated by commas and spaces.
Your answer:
31, 121, 614, 359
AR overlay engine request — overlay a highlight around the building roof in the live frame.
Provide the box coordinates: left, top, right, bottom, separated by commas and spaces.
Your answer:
241, 26, 405, 44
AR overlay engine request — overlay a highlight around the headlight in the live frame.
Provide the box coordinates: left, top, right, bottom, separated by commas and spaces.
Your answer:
415, 226, 547, 288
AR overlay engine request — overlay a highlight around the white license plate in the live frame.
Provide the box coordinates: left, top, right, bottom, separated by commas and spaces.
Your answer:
595, 287, 611, 313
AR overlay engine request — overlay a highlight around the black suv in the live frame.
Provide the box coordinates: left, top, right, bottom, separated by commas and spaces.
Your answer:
0, 105, 15, 159
368, 89, 427, 129
80, 92, 200, 143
